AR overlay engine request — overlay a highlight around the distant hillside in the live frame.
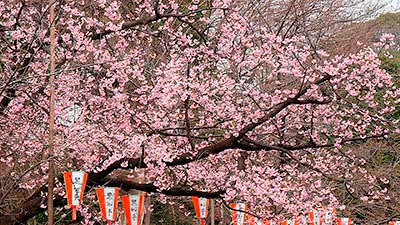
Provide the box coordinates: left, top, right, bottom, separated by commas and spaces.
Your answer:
323, 12, 400, 54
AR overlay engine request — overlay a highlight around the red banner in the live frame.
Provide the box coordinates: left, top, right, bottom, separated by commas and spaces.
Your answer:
63, 171, 88, 220
96, 187, 120, 225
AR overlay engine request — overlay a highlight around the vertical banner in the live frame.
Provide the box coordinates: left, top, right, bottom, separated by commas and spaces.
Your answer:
266, 220, 277, 225
63, 171, 88, 220
309, 210, 321, 225
229, 203, 248, 225
337, 218, 351, 225
96, 187, 120, 225
321, 207, 336, 225
282, 218, 299, 225
121, 194, 146, 225
248, 214, 255, 225
192, 196, 210, 225
282, 219, 293, 225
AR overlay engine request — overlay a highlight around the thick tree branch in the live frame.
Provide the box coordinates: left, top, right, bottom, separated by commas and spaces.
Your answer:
1, 128, 388, 224
0, 89, 16, 115
239, 133, 388, 152
104, 176, 224, 198
165, 75, 333, 167
91, 8, 219, 40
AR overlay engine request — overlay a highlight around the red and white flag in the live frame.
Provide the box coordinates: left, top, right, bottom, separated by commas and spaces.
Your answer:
192, 196, 210, 225
389, 221, 400, 225
96, 187, 120, 225
309, 209, 322, 225
63, 171, 88, 220
265, 220, 278, 225
229, 203, 248, 225
321, 207, 336, 225
337, 218, 351, 225
248, 214, 256, 225
121, 194, 146, 225
282, 218, 300, 225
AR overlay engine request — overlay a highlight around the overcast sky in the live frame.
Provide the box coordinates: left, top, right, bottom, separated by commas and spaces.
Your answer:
376, 0, 400, 13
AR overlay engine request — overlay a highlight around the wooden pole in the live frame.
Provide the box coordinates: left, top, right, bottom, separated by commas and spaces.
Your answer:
143, 194, 152, 225
47, 0, 56, 224
172, 206, 177, 225
220, 203, 224, 225
211, 199, 215, 225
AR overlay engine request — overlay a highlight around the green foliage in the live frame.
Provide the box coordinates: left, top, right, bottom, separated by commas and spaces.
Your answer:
150, 198, 194, 225
376, 149, 395, 164
380, 50, 400, 76
28, 210, 74, 225
151, 199, 174, 225
34, 211, 47, 224
379, 50, 400, 121
376, 12, 400, 27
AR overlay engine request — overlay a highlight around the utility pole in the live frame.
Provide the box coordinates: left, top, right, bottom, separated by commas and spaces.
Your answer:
47, 0, 56, 224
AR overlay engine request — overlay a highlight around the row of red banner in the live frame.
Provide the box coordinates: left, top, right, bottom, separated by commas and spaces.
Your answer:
193, 199, 400, 225
64, 171, 145, 225
63, 171, 400, 225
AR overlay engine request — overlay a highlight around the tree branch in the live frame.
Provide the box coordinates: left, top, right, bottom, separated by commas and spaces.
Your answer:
91, 8, 219, 40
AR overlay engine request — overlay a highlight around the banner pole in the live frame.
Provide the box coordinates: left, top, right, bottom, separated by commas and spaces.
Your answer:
211, 199, 215, 225
47, 0, 56, 224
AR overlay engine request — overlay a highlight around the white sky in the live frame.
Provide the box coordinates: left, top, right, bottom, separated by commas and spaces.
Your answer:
353, 0, 400, 20
376, 0, 400, 13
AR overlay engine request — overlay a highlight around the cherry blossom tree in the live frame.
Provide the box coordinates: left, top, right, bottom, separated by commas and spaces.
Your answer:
0, 0, 398, 224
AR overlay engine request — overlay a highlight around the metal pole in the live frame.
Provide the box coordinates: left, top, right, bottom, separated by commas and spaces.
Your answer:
47, 0, 56, 224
